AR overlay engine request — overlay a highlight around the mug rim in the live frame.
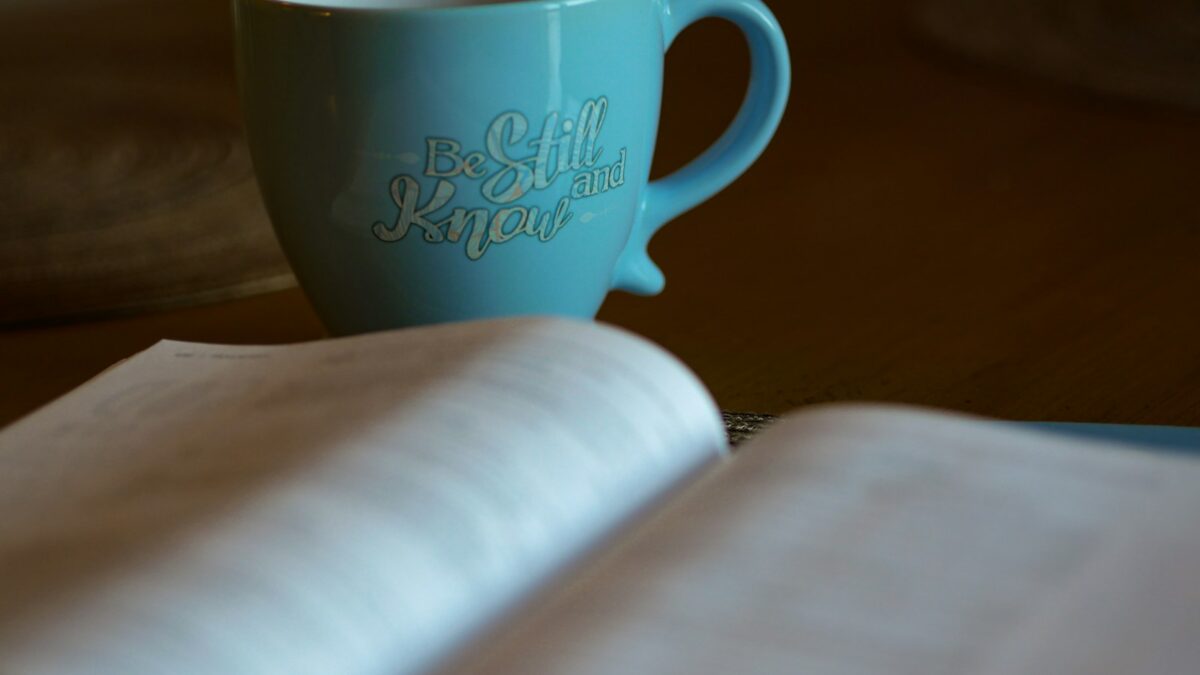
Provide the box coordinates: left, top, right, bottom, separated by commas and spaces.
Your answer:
239, 0, 605, 16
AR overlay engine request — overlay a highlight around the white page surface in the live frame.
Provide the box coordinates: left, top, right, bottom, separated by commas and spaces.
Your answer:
455, 404, 1200, 675
0, 318, 726, 675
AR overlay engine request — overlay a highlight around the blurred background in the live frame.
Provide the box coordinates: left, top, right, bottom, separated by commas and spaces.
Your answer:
2, 0, 1200, 425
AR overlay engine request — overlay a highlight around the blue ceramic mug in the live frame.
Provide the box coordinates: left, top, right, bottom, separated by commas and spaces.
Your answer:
235, 0, 789, 334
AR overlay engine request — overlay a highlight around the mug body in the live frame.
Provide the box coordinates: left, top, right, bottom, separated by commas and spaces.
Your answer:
235, 0, 664, 333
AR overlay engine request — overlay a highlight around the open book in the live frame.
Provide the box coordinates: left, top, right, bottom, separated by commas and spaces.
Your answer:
1, 318, 1197, 675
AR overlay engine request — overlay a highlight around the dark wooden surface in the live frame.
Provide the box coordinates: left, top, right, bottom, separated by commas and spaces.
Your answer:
3, 0, 1200, 427
0, 0, 293, 325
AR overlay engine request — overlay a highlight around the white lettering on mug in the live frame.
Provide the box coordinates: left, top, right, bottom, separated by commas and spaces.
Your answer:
372, 96, 627, 261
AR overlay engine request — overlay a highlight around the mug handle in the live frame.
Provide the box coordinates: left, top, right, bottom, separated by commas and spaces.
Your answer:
612, 0, 791, 295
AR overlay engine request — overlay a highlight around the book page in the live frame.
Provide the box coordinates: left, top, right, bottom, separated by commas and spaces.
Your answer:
454, 404, 1200, 675
0, 318, 727, 675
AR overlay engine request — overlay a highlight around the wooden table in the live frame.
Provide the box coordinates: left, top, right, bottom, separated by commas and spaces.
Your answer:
3, 0, 1200, 427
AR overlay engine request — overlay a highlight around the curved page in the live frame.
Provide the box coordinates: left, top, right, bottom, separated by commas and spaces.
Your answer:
0, 318, 726, 675
454, 404, 1200, 675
